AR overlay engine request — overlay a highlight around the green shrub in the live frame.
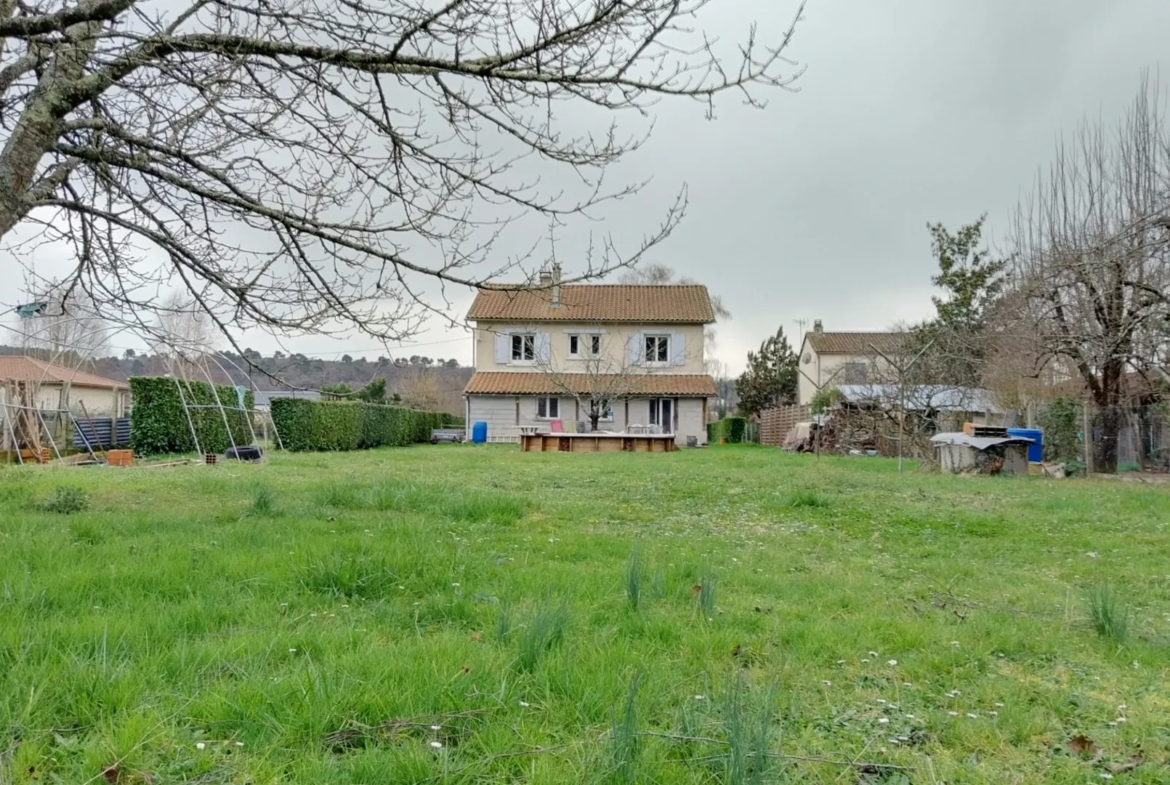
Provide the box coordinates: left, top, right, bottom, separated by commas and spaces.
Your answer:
708, 417, 748, 443
1038, 397, 1080, 461
129, 377, 254, 456
809, 387, 843, 415
270, 398, 448, 452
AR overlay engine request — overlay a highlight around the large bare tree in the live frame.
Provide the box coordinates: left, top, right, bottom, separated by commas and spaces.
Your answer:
1007, 75, 1170, 472
11, 279, 109, 361
618, 262, 730, 376
0, 0, 806, 357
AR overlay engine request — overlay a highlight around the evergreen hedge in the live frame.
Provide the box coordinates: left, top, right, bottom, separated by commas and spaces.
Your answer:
129, 377, 255, 456
270, 398, 448, 451
707, 416, 748, 444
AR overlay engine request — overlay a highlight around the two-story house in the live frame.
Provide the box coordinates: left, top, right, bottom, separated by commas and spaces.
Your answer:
463, 268, 717, 446
796, 322, 905, 406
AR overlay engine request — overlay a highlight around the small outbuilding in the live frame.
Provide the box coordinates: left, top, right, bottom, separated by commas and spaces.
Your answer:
931, 432, 1034, 475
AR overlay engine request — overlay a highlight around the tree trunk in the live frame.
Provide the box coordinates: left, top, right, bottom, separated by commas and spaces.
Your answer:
1092, 359, 1125, 474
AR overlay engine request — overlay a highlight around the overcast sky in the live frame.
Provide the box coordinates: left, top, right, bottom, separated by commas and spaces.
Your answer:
4, 0, 1170, 374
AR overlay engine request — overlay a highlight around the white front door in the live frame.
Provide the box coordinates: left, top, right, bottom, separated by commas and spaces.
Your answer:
649, 398, 674, 434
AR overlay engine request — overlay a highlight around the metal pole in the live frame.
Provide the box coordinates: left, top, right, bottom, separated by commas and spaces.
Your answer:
1, 401, 24, 466
73, 401, 100, 463
199, 365, 239, 457
172, 377, 203, 457
1083, 400, 1093, 475
33, 406, 63, 463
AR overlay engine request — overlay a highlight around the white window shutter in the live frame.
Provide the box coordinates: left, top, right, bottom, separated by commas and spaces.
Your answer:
537, 331, 551, 363
628, 332, 642, 365
672, 331, 686, 366
495, 332, 510, 363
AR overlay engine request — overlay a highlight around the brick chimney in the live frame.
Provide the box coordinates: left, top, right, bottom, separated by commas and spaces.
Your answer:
813, 319, 823, 334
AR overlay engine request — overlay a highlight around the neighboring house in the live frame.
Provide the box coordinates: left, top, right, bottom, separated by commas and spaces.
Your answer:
464, 268, 717, 445
0, 356, 129, 416
796, 322, 905, 405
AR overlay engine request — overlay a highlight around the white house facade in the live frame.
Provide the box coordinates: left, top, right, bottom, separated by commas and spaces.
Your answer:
464, 270, 717, 446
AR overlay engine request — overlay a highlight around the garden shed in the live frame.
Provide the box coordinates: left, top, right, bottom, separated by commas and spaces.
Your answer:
931, 432, 1034, 475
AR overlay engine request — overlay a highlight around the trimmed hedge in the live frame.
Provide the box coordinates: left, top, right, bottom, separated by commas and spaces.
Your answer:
707, 417, 748, 444
270, 398, 447, 451
129, 376, 255, 456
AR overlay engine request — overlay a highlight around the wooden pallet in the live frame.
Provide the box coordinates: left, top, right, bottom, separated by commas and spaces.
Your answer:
962, 422, 1009, 438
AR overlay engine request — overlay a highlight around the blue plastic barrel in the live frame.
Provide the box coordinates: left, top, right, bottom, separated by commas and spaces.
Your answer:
471, 421, 488, 444
1007, 428, 1043, 463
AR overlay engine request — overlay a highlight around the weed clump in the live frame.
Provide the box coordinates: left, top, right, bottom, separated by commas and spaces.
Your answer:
785, 489, 829, 508
1086, 585, 1128, 641
42, 486, 88, 515
249, 486, 277, 517
517, 602, 570, 671
605, 673, 640, 784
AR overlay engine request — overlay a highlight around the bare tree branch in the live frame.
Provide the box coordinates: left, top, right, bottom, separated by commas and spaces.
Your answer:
0, 0, 807, 358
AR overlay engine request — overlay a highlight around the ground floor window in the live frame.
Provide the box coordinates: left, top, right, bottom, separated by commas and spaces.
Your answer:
648, 398, 674, 433
537, 396, 559, 419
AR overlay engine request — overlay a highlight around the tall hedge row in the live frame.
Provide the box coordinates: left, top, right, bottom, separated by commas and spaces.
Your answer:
707, 416, 748, 444
270, 398, 448, 451
129, 376, 255, 456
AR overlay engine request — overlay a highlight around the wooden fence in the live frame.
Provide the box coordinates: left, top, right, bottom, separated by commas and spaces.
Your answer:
759, 404, 810, 447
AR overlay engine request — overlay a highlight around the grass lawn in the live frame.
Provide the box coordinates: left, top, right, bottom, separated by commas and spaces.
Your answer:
1, 446, 1168, 784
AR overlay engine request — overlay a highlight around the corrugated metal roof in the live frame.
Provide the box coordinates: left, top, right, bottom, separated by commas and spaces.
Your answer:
835, 384, 1001, 413
465, 371, 716, 396
467, 285, 715, 323
0, 356, 128, 389
805, 332, 905, 355
931, 432, 1034, 450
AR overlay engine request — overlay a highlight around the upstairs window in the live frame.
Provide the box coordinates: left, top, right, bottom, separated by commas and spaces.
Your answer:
570, 334, 601, 357
511, 334, 535, 361
841, 362, 868, 384
644, 335, 670, 363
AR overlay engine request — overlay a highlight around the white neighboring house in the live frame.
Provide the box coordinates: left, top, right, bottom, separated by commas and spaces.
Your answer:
464, 269, 717, 446
0, 355, 130, 416
796, 322, 906, 406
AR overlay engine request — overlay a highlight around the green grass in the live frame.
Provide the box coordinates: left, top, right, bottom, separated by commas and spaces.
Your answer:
1086, 585, 1130, 642
1, 446, 1169, 783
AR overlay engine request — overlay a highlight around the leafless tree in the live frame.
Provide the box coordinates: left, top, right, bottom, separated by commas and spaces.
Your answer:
11, 279, 109, 361
618, 262, 730, 375
532, 328, 694, 431
0, 0, 806, 359
397, 366, 441, 411
151, 291, 218, 374
1006, 74, 1170, 472
532, 331, 637, 431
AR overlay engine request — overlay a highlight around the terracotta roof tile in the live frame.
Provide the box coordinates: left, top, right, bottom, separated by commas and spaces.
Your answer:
805, 332, 906, 355
467, 285, 715, 323
465, 371, 716, 397
0, 356, 128, 389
